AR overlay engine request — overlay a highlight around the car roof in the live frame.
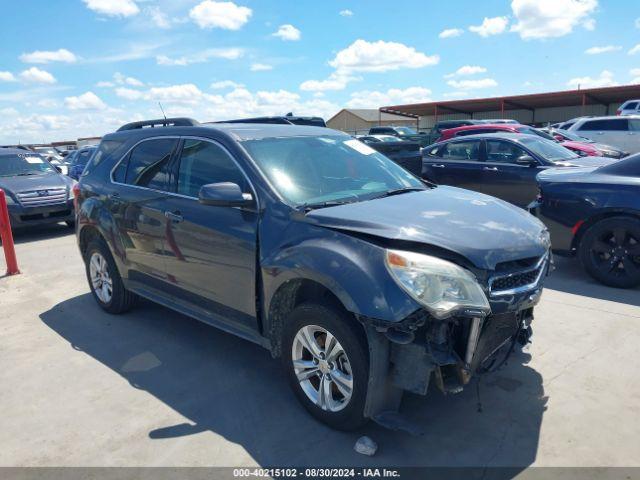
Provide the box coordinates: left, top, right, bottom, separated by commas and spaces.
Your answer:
446, 123, 520, 132
108, 122, 346, 142
439, 132, 528, 142
574, 115, 640, 122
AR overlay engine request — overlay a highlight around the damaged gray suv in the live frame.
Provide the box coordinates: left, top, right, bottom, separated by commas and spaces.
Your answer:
76, 118, 551, 430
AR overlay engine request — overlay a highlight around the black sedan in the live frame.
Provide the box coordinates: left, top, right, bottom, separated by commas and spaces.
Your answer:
423, 133, 615, 207
529, 154, 640, 288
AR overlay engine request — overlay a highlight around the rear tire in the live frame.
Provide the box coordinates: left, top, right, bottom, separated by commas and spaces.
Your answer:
578, 217, 640, 288
282, 302, 369, 431
84, 238, 137, 314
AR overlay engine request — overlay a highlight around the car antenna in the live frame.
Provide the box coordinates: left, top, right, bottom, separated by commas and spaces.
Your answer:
158, 102, 167, 121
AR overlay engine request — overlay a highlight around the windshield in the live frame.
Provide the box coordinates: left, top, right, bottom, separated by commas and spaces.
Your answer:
0, 153, 57, 177
393, 127, 416, 135
241, 135, 424, 207
518, 126, 556, 141
518, 137, 579, 162
553, 128, 593, 143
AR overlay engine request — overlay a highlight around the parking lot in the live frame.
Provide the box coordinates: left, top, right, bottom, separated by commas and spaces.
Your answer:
0, 225, 638, 469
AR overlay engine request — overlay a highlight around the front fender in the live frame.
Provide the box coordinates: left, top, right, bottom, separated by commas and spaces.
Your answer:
262, 228, 420, 324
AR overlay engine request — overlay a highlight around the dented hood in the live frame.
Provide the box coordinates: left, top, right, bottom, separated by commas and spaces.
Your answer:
304, 186, 548, 270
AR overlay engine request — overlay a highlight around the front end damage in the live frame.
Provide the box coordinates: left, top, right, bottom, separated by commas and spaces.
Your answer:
359, 256, 548, 425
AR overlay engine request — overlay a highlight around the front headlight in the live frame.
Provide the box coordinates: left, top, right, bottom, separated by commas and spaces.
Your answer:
385, 250, 490, 320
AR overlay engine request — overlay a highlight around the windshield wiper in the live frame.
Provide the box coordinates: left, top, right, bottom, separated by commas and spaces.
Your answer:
300, 199, 356, 212
369, 187, 425, 200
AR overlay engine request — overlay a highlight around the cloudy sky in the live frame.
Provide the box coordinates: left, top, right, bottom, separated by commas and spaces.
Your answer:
0, 0, 639, 143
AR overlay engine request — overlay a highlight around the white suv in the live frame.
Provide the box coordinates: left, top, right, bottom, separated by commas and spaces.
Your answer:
617, 100, 640, 116
566, 116, 640, 154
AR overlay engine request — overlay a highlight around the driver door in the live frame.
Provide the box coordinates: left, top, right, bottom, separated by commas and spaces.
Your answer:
482, 139, 543, 207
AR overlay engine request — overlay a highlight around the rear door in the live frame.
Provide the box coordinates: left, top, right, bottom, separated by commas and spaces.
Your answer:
483, 139, 542, 207
423, 139, 485, 192
576, 118, 630, 151
161, 138, 260, 333
109, 137, 179, 287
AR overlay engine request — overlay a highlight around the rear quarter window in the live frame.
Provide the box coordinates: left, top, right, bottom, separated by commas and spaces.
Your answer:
82, 139, 127, 177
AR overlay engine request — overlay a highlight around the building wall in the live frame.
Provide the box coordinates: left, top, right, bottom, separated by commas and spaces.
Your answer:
417, 102, 623, 130
328, 110, 417, 135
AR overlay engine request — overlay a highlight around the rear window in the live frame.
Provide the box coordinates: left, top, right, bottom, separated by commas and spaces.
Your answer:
622, 102, 639, 110
578, 119, 629, 131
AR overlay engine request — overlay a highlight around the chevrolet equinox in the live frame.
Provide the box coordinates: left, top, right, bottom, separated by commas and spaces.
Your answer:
76, 118, 551, 430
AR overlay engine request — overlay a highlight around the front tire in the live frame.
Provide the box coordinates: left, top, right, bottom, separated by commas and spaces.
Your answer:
282, 303, 369, 431
578, 217, 640, 288
84, 238, 137, 314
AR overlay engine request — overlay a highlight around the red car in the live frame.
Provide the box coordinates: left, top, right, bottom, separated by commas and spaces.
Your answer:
437, 123, 602, 157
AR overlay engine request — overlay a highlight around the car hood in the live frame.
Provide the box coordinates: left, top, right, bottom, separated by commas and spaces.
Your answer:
552, 156, 615, 168
303, 186, 548, 270
0, 173, 72, 194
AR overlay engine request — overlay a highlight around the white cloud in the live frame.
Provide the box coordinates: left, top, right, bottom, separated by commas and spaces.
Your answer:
567, 70, 617, 89
346, 87, 432, 108
273, 24, 301, 41
147, 6, 171, 28
19, 67, 56, 84
329, 39, 439, 73
585, 45, 621, 55
83, 0, 139, 17
156, 48, 243, 66
439, 28, 464, 39
65, 92, 107, 110
115, 87, 144, 100
0, 71, 16, 82
38, 99, 59, 109
189, 0, 252, 30
96, 81, 115, 88
445, 65, 487, 78
629, 44, 640, 55
469, 16, 509, 37
210, 80, 244, 89
250, 63, 273, 71
447, 78, 498, 89
299, 73, 357, 92
20, 49, 77, 64
510, 0, 597, 40
339, 9, 353, 17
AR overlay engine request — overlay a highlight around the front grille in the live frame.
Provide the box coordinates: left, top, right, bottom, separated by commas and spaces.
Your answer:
489, 254, 547, 295
16, 188, 67, 207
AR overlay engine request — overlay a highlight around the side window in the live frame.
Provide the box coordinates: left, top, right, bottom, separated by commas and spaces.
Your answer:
124, 138, 178, 189
486, 140, 529, 164
579, 119, 629, 131
83, 139, 125, 177
176, 139, 249, 198
624, 102, 638, 110
441, 140, 480, 160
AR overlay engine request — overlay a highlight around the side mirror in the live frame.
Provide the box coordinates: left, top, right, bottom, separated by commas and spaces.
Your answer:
516, 155, 537, 166
198, 182, 254, 207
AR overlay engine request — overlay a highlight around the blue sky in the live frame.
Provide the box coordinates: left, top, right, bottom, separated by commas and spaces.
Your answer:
1, 0, 639, 143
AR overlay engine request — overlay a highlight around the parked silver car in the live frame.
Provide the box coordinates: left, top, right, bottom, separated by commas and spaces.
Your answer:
565, 116, 640, 154
616, 99, 640, 116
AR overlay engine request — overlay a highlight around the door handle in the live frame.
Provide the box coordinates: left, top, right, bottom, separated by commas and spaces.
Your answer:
430, 164, 446, 168
483, 166, 499, 171
164, 211, 183, 223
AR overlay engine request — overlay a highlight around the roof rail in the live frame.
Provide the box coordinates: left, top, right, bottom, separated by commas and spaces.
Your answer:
116, 117, 199, 132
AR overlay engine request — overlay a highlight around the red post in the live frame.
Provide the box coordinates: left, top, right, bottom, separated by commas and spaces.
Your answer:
0, 189, 20, 275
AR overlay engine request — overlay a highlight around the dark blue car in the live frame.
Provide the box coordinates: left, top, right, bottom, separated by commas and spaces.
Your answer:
68, 146, 97, 180
530, 154, 640, 288
76, 118, 551, 430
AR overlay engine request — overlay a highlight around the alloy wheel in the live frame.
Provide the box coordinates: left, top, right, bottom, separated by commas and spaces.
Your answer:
89, 252, 113, 304
291, 325, 353, 412
589, 227, 640, 281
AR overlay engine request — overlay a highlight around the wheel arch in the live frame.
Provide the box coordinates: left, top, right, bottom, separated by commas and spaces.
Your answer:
572, 209, 640, 251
